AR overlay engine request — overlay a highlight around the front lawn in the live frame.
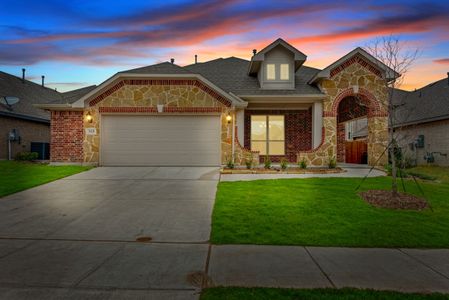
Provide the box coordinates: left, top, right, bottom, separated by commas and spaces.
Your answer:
201, 287, 449, 300
0, 161, 92, 197
406, 166, 449, 184
211, 176, 449, 247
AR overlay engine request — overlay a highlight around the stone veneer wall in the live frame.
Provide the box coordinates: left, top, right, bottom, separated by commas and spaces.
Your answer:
50, 111, 84, 162
298, 57, 389, 167
81, 81, 257, 165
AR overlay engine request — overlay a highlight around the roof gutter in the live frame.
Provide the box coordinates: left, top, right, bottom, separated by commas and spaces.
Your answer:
0, 111, 50, 124
394, 114, 449, 128
33, 103, 83, 111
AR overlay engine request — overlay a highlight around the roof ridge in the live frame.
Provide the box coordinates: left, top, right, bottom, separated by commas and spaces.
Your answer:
413, 77, 447, 92
0, 71, 61, 95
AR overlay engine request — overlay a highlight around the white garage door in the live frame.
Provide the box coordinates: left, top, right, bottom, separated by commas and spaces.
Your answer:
101, 115, 221, 166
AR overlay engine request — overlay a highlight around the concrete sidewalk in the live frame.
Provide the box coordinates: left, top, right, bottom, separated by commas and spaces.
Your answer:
207, 245, 449, 293
220, 166, 386, 181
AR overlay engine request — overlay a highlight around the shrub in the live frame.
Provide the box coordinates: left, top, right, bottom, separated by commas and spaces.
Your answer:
226, 157, 235, 169
280, 158, 288, 170
15, 152, 38, 161
328, 157, 337, 169
264, 155, 271, 169
298, 158, 307, 169
245, 159, 252, 169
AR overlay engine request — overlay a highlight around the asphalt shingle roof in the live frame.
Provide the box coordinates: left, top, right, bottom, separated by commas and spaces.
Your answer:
0, 71, 62, 122
184, 57, 323, 96
54, 85, 97, 104
120, 62, 191, 74
393, 77, 449, 126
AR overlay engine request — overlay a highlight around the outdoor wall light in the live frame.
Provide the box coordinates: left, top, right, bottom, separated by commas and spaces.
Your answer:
85, 112, 93, 123
226, 113, 232, 124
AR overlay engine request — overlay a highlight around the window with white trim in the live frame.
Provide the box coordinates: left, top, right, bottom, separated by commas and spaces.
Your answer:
280, 64, 289, 80
251, 115, 285, 155
266, 64, 276, 80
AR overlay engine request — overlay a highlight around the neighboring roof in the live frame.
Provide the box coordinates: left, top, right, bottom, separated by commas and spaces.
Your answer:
248, 38, 307, 75
120, 62, 191, 75
53, 85, 97, 104
309, 47, 399, 84
393, 77, 449, 127
185, 57, 323, 96
0, 71, 62, 123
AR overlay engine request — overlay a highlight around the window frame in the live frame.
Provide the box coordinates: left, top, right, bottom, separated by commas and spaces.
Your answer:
266, 64, 276, 80
280, 63, 289, 80
250, 115, 285, 155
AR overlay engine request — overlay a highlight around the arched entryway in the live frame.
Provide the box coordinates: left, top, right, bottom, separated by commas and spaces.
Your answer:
337, 96, 368, 164
332, 87, 388, 166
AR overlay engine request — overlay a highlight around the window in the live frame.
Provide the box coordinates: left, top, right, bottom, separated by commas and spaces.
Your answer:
280, 64, 289, 80
251, 115, 285, 155
345, 118, 368, 141
266, 64, 276, 80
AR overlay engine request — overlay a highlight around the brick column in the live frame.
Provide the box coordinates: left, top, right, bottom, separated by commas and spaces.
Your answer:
50, 111, 84, 162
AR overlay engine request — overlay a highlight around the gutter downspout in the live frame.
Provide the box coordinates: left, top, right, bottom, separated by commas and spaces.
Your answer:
231, 107, 235, 164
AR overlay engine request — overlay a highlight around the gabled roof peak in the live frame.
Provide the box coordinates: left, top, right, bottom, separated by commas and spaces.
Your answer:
248, 38, 307, 76
309, 47, 399, 84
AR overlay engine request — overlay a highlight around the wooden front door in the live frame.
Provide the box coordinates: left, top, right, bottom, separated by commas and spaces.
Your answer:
345, 141, 368, 164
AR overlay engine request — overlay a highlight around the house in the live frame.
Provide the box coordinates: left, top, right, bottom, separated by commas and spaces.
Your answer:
394, 74, 449, 166
0, 70, 96, 160
37, 38, 397, 167
0, 70, 61, 160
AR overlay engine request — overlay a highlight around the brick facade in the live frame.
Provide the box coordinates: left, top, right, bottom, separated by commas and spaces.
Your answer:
50, 111, 83, 162
244, 109, 312, 162
0, 116, 50, 160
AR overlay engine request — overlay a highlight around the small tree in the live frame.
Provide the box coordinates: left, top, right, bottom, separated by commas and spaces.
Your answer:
365, 36, 419, 196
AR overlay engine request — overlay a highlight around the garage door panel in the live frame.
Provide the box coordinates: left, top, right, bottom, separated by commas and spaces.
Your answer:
101, 115, 220, 166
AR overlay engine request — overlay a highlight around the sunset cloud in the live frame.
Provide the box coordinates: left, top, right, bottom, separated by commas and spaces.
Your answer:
0, 0, 448, 91
433, 58, 449, 65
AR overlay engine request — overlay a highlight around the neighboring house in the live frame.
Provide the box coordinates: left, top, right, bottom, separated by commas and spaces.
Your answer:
0, 70, 96, 160
38, 38, 398, 167
0, 71, 61, 160
394, 74, 449, 166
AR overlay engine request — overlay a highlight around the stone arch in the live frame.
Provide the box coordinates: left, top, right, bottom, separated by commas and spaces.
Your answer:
333, 88, 388, 165
331, 87, 386, 118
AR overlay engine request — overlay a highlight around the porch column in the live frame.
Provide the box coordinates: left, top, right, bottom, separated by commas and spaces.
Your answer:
312, 101, 323, 148
236, 109, 244, 145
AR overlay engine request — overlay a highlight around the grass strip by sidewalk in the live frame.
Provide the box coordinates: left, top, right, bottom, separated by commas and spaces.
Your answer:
201, 287, 449, 300
0, 161, 92, 198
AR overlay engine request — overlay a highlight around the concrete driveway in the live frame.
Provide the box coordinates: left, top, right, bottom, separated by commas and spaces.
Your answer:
0, 167, 219, 299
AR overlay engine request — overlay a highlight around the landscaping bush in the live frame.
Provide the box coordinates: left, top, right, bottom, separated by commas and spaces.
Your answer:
328, 157, 337, 169
15, 152, 38, 161
280, 158, 288, 170
245, 159, 252, 169
264, 156, 271, 169
226, 157, 235, 169
298, 158, 307, 169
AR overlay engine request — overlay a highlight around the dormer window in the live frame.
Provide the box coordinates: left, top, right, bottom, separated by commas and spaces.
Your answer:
265, 63, 290, 81
280, 64, 289, 80
266, 64, 276, 80
248, 38, 307, 89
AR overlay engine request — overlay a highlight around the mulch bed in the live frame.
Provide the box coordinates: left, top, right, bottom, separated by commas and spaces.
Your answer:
360, 190, 428, 210
221, 167, 345, 174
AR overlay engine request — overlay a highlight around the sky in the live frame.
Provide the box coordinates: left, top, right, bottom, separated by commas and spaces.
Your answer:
0, 0, 448, 92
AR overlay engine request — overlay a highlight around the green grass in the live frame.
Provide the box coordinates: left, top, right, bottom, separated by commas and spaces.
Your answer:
406, 166, 449, 184
200, 287, 449, 300
0, 161, 92, 198
211, 176, 449, 247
